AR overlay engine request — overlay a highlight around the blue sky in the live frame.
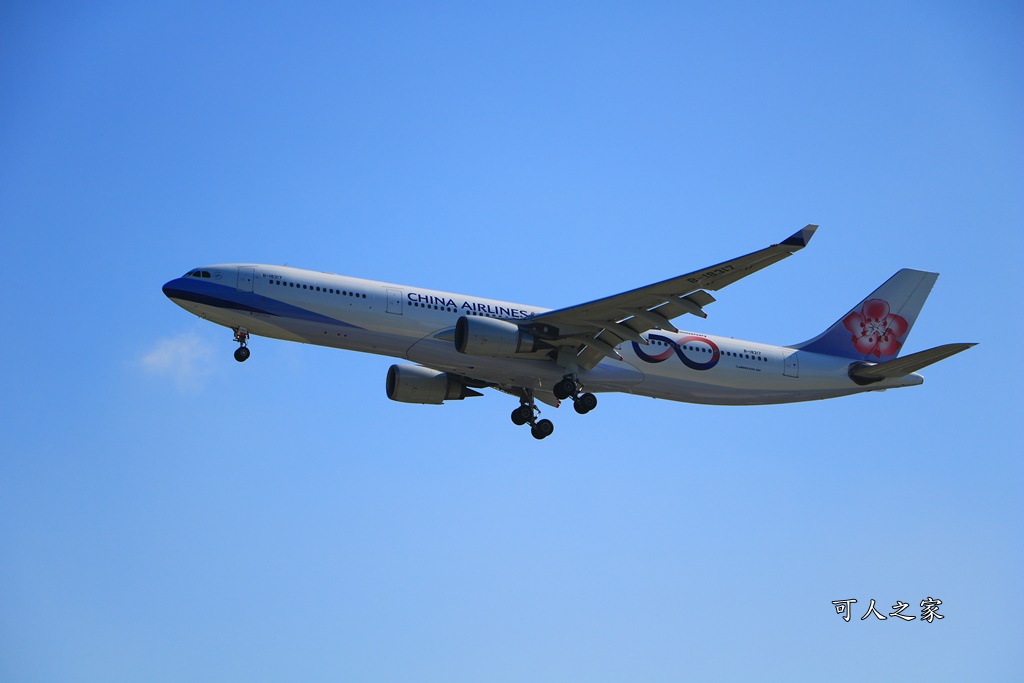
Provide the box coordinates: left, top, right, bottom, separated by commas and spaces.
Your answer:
1, 2, 1021, 681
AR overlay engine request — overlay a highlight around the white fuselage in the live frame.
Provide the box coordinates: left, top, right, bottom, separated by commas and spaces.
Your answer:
162, 264, 923, 406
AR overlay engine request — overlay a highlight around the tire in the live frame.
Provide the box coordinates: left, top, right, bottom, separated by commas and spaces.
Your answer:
553, 377, 575, 400
234, 346, 251, 362
579, 392, 597, 412
531, 418, 554, 440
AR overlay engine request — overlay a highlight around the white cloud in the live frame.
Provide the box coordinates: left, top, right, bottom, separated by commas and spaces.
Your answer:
139, 330, 216, 391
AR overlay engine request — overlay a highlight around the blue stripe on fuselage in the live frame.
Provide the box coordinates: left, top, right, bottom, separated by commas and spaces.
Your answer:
162, 278, 363, 328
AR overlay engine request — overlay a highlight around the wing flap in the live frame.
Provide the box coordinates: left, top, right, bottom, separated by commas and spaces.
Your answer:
604, 321, 648, 344
575, 345, 608, 371
618, 308, 678, 333
565, 335, 623, 361
493, 384, 561, 408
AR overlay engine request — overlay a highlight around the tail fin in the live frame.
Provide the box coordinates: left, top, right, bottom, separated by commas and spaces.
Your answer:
793, 269, 938, 361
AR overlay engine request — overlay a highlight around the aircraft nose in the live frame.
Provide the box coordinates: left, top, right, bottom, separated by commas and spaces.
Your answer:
162, 278, 183, 299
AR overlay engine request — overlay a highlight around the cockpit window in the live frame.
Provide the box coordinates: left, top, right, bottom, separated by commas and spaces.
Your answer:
201, 271, 211, 278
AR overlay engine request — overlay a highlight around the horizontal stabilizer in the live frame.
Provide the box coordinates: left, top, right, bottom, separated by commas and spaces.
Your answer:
849, 343, 976, 383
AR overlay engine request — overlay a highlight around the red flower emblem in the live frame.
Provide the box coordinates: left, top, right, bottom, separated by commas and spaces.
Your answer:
843, 299, 908, 358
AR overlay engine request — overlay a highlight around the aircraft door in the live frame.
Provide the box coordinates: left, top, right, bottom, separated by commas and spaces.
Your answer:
386, 288, 403, 315
237, 267, 255, 293
783, 350, 799, 378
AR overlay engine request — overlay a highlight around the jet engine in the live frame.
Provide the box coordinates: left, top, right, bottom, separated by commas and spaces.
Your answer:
454, 316, 538, 357
386, 364, 482, 404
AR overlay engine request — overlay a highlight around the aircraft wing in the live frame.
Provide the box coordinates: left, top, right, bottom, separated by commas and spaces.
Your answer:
525, 225, 818, 369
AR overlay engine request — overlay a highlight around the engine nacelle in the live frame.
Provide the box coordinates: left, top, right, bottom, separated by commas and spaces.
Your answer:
454, 316, 538, 357
386, 364, 481, 404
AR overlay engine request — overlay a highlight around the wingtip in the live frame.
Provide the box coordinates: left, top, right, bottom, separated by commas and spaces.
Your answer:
780, 224, 818, 249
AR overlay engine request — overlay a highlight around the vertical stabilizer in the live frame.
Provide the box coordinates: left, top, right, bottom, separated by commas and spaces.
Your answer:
793, 269, 938, 360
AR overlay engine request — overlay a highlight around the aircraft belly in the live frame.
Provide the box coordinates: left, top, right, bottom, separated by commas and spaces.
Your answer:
170, 300, 292, 338
631, 374, 860, 405
171, 299, 416, 355
583, 359, 646, 392
262, 315, 415, 356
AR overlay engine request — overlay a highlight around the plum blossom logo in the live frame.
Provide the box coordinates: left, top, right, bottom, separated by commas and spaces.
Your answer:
844, 299, 908, 358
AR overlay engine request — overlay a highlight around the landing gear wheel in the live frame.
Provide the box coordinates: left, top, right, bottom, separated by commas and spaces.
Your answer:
578, 392, 597, 412
511, 405, 531, 426
531, 419, 554, 440
553, 377, 576, 400
234, 346, 251, 362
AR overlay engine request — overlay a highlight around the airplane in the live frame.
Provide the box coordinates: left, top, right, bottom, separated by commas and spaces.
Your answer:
162, 226, 974, 439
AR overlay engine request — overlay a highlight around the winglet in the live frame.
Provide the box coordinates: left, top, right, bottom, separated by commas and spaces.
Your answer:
779, 224, 818, 249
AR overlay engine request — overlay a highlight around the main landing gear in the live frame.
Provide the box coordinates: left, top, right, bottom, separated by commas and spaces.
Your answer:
233, 327, 250, 362
552, 375, 598, 415
509, 395, 555, 440
510, 376, 598, 440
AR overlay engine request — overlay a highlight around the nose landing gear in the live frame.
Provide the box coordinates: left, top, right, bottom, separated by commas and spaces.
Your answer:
233, 327, 250, 362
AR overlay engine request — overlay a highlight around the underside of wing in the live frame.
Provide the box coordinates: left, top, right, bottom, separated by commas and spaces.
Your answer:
492, 383, 561, 408
523, 225, 818, 369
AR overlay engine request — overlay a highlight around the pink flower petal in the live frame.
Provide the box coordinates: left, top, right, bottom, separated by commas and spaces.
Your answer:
843, 312, 864, 334
853, 334, 877, 355
877, 333, 902, 357
885, 313, 909, 339
862, 299, 890, 322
